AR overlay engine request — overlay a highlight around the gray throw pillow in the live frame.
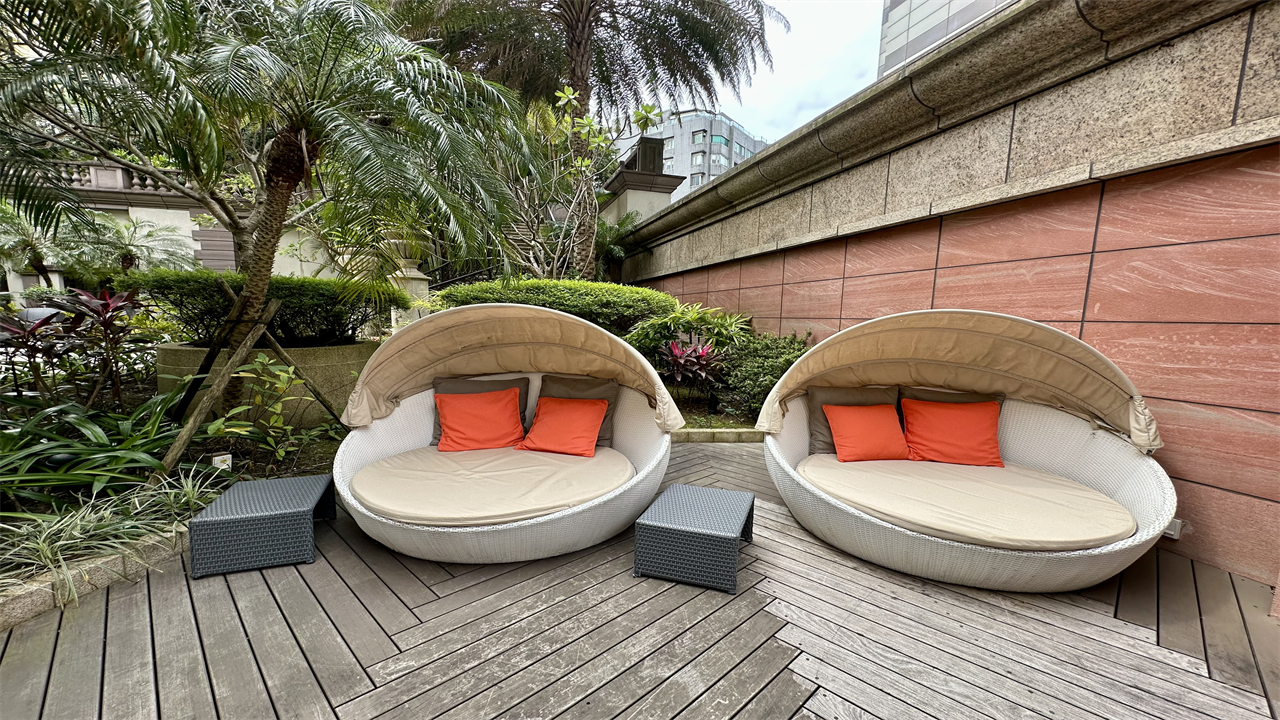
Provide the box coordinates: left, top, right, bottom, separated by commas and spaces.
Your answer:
899, 387, 1004, 405
432, 376, 531, 445
537, 375, 621, 447
806, 386, 900, 455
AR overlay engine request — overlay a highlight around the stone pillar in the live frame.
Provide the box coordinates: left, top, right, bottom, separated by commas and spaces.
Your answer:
389, 258, 431, 329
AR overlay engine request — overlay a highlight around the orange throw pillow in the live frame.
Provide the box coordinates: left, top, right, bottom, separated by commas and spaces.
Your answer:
901, 398, 1004, 467
822, 404, 910, 462
435, 387, 525, 452
516, 397, 610, 457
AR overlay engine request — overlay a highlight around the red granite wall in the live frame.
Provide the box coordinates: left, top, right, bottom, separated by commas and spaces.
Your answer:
640, 145, 1280, 585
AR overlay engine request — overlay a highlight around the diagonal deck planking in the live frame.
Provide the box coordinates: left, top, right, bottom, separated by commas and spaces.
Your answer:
2, 443, 1277, 720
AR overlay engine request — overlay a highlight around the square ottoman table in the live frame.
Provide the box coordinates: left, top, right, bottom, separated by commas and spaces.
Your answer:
633, 483, 754, 594
190, 474, 336, 578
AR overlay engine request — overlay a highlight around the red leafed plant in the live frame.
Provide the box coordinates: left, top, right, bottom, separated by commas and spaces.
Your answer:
659, 340, 723, 385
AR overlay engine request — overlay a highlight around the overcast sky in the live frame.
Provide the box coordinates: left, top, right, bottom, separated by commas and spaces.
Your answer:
712, 0, 883, 142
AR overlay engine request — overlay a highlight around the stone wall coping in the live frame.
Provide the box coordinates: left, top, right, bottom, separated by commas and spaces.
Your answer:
622, 0, 1260, 265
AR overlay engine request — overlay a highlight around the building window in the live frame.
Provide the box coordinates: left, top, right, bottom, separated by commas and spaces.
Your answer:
710, 153, 727, 168
663, 158, 674, 173
663, 137, 674, 152
692, 130, 706, 144
735, 142, 754, 158
691, 152, 705, 166
711, 134, 728, 146
690, 173, 705, 188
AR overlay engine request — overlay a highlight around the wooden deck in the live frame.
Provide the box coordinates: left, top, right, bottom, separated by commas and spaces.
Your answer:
1, 443, 1277, 720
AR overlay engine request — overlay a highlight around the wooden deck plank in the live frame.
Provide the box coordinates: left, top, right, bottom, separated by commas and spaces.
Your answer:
750, 508, 1218, 681
731, 668, 816, 720
373, 580, 677, 720
393, 553, 453, 586
748, 537, 1267, 719
428, 561, 528, 597
802, 685, 882, 720
264, 565, 374, 706
40, 590, 105, 720
101, 580, 158, 720
1195, 561, 1264, 694
227, 570, 337, 720
672, 635, 799, 720
1079, 574, 1121, 609
774, 605, 1049, 720
1233, 574, 1280, 719
0, 607, 59, 720
1118, 547, 1160, 630
613, 610, 786, 720
149, 557, 218, 720
763, 579, 1104, 720
498, 572, 763, 720
396, 537, 635, 647
409, 533, 632, 626
295, 552, 399, 668
336, 571, 647, 720
435, 582, 708, 720
745, 522, 1264, 716
1159, 550, 1207, 660
329, 513, 436, 608
188, 572, 276, 718
370, 554, 638, 685
791, 653, 931, 719
556, 585, 774, 720
314, 523, 419, 634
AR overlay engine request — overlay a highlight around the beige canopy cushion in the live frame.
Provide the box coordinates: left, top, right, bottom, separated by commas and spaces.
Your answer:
351, 446, 635, 527
757, 310, 1160, 452
342, 304, 683, 433
796, 456, 1137, 551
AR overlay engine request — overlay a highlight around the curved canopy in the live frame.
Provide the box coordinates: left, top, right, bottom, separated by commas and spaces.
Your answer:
756, 310, 1161, 452
342, 304, 684, 432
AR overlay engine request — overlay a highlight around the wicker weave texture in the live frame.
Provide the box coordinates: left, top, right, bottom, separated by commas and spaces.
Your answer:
634, 484, 754, 594
764, 399, 1177, 593
189, 474, 334, 578
334, 380, 669, 563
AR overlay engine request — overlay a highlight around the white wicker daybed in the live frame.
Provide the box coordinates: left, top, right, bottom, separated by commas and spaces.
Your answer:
758, 310, 1176, 593
334, 304, 684, 563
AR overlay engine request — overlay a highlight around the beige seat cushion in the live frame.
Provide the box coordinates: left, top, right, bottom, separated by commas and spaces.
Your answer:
352, 446, 635, 527
796, 456, 1137, 551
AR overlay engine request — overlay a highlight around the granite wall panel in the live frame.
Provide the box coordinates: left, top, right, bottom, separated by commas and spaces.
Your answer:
641, 146, 1279, 583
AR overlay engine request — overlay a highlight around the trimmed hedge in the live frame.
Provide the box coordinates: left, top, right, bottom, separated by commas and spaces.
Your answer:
119, 269, 411, 347
719, 331, 809, 418
437, 279, 677, 336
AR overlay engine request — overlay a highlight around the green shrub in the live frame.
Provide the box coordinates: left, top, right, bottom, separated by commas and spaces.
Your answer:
719, 331, 810, 420
438, 279, 677, 336
19, 285, 70, 306
624, 302, 751, 362
119, 269, 411, 347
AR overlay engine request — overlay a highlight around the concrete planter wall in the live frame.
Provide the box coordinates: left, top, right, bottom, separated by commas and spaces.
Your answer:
157, 341, 378, 428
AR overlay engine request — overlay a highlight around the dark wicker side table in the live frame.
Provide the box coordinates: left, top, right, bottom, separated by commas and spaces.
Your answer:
633, 483, 754, 594
189, 474, 336, 578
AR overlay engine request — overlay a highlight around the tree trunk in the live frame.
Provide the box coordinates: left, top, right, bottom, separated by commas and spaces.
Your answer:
223, 130, 309, 407
28, 252, 53, 288
560, 1, 600, 278
232, 229, 255, 270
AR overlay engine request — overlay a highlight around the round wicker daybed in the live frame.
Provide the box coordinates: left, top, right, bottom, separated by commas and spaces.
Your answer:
335, 304, 684, 563
758, 310, 1176, 593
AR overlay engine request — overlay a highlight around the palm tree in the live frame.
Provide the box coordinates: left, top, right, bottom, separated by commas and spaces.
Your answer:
73, 213, 198, 277
397, 0, 788, 275
0, 202, 67, 287
0, 0, 524, 385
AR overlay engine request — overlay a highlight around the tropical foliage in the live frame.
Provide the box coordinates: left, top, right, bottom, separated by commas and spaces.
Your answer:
0, 0, 526, 398
437, 278, 676, 335
623, 302, 750, 362
398, 0, 788, 274
718, 330, 808, 417
119, 269, 411, 347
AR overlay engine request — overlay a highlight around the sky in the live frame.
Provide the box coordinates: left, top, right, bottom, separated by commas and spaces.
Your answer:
711, 0, 884, 143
